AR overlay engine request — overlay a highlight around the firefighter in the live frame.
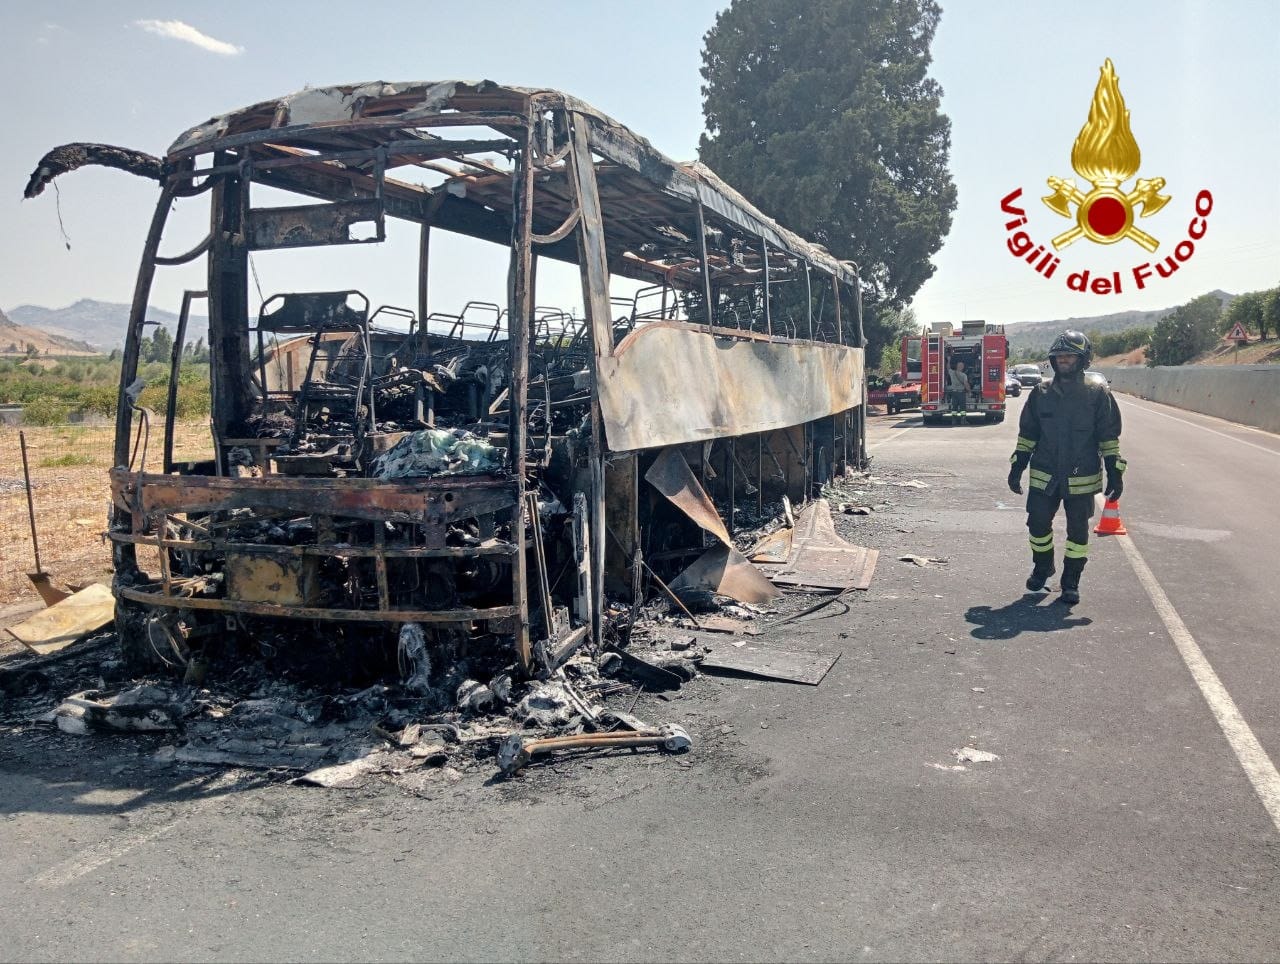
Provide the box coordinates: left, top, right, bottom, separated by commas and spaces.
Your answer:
1005, 331, 1125, 604
946, 359, 970, 424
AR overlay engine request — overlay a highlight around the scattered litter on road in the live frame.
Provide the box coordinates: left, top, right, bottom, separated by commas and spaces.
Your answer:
953, 746, 1000, 764
899, 554, 948, 568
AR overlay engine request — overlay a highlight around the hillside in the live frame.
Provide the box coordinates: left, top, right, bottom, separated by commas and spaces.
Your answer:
6, 298, 205, 351
1004, 290, 1235, 357
0, 306, 101, 356
1097, 336, 1280, 368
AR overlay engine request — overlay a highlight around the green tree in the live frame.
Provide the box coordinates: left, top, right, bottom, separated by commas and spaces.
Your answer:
25, 342, 39, 358
1264, 287, 1280, 342
1148, 293, 1221, 366
875, 306, 919, 375
146, 325, 174, 364
1093, 326, 1151, 359
699, 0, 956, 362
1222, 291, 1266, 340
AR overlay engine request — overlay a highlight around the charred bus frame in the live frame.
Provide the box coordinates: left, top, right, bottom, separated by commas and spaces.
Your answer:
26, 81, 866, 675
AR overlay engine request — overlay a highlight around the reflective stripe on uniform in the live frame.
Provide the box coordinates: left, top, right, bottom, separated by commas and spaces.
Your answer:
1028, 468, 1052, 491
1068, 471, 1103, 494
1099, 439, 1121, 457
1029, 533, 1054, 552
1016, 435, 1036, 453
1112, 456, 1127, 474
1064, 539, 1089, 559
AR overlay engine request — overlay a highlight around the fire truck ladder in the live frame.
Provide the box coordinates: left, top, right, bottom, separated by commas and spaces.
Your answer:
925, 334, 944, 404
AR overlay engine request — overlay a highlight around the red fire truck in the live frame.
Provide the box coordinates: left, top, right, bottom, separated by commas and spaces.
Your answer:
909, 320, 1009, 424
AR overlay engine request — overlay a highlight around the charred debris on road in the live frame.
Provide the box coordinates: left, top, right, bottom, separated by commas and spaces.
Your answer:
12, 81, 888, 782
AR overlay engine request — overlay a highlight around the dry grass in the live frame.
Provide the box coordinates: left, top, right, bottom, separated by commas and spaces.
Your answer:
1195, 338, 1280, 366
0, 420, 213, 605
1097, 339, 1280, 368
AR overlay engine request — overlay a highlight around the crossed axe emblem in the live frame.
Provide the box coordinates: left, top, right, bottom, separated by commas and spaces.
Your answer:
1041, 176, 1170, 252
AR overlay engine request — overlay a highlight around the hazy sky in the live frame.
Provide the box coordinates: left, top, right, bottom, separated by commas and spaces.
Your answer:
2, 1, 1276, 328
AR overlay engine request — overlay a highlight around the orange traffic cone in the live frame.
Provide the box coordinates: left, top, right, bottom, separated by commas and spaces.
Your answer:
1094, 498, 1128, 535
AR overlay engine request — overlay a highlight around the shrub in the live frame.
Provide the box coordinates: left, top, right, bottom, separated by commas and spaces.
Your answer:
22, 396, 71, 426
74, 385, 118, 417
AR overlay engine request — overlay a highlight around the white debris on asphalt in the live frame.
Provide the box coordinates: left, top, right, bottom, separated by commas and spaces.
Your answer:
953, 746, 1001, 764
899, 554, 948, 568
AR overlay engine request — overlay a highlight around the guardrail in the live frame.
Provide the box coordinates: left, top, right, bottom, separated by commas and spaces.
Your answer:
1095, 364, 1280, 434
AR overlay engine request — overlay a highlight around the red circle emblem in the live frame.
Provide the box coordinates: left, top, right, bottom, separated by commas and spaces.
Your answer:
1085, 196, 1127, 237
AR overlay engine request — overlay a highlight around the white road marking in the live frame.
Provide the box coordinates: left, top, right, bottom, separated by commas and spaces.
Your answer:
1111, 516, 1280, 834
1122, 396, 1280, 456
31, 818, 182, 889
868, 426, 915, 450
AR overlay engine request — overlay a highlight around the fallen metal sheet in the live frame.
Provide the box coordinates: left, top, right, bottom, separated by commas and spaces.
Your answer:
768, 500, 878, 591
701, 642, 841, 685
669, 545, 780, 605
4, 584, 114, 655
644, 447, 731, 546
747, 527, 793, 564
608, 649, 687, 690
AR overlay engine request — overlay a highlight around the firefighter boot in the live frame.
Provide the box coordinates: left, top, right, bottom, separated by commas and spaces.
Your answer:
1025, 551, 1055, 592
1059, 556, 1086, 605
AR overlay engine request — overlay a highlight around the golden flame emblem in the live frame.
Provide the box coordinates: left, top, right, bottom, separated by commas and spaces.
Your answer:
1042, 59, 1170, 251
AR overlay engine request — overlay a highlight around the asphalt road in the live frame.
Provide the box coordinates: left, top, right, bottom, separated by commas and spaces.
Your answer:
2, 392, 1278, 962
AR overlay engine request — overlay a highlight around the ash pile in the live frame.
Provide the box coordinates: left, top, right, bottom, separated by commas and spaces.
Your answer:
3, 620, 703, 791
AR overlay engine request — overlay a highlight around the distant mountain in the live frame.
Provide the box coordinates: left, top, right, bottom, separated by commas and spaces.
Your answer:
0, 305, 101, 356
6, 298, 206, 351
1003, 290, 1234, 357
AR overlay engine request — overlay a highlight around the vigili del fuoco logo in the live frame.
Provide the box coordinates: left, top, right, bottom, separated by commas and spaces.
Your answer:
1000, 58, 1213, 296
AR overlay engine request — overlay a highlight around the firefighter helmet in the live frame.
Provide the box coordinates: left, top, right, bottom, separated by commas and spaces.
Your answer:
1048, 330, 1093, 367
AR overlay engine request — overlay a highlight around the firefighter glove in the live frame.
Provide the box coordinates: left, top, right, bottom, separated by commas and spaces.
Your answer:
1104, 455, 1125, 501
1007, 452, 1029, 495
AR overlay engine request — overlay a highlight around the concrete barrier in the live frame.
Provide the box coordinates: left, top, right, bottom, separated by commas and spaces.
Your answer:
1094, 364, 1280, 434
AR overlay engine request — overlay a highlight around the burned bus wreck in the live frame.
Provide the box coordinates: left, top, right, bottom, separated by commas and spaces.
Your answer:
26, 81, 866, 680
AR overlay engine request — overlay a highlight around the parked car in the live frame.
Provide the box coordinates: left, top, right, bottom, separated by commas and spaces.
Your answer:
1012, 363, 1044, 387
886, 372, 921, 414
1004, 371, 1022, 396
866, 373, 921, 414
